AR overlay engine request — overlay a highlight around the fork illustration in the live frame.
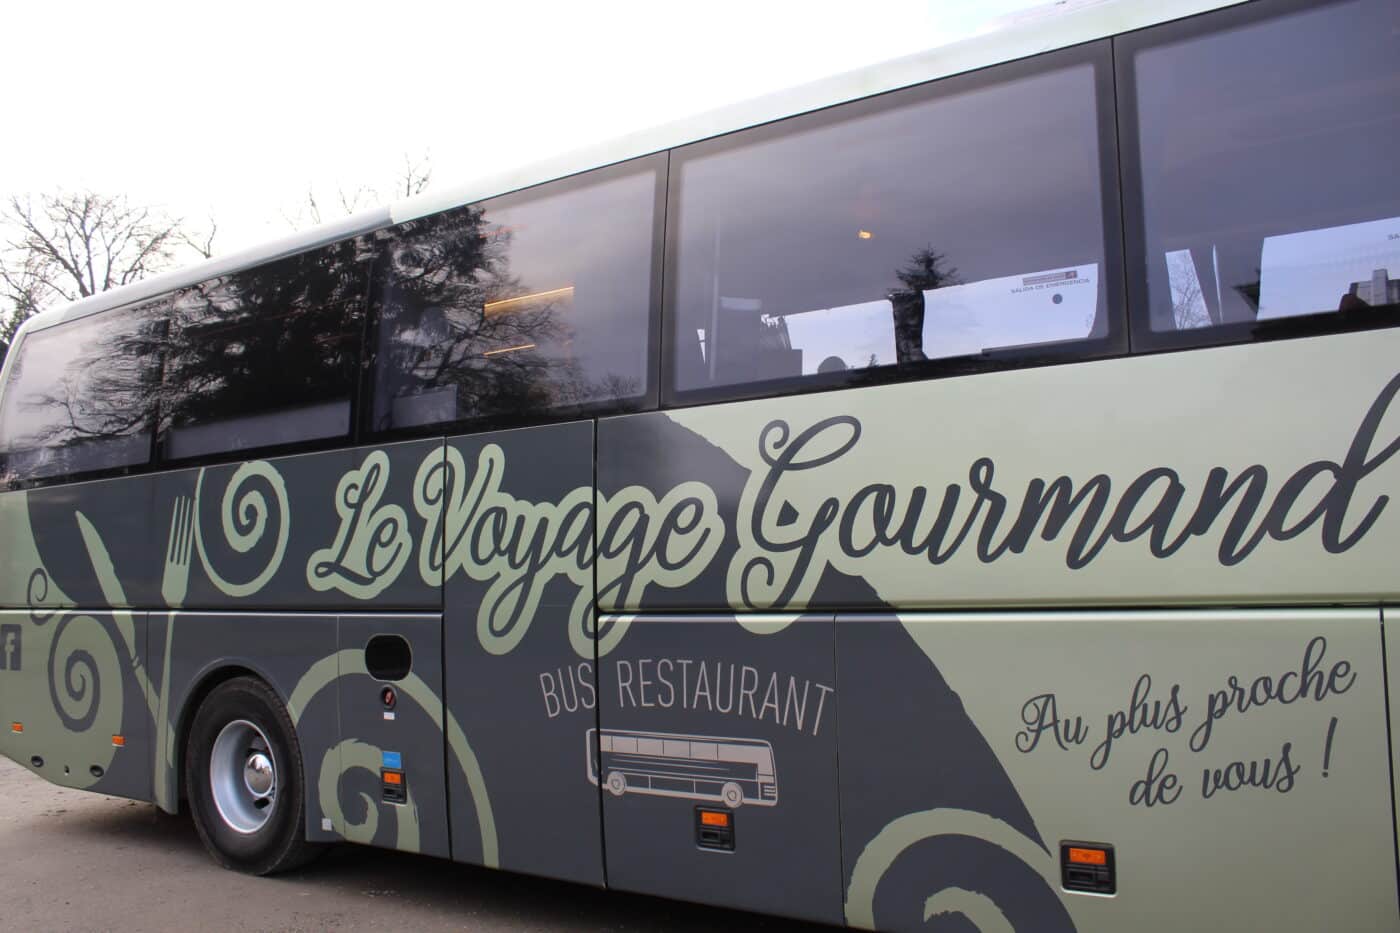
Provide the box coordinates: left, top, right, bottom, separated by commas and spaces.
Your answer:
161, 495, 195, 608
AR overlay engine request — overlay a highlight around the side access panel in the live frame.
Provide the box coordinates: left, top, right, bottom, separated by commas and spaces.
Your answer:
597, 613, 843, 926
1385, 606, 1400, 880
442, 421, 602, 883
333, 614, 449, 858
0, 609, 150, 801
837, 610, 1397, 933
147, 612, 341, 842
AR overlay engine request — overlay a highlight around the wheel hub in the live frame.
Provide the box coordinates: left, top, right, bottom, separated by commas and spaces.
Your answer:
243, 752, 275, 798
210, 719, 277, 834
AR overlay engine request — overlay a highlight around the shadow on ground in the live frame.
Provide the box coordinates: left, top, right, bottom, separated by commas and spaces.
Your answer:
2, 763, 835, 932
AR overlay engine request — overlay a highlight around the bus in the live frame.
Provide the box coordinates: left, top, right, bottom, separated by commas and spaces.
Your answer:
588, 728, 779, 809
1, 0, 1398, 928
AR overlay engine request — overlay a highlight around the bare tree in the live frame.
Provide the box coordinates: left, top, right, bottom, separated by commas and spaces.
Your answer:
0, 251, 47, 361
0, 191, 216, 363
889, 246, 961, 362
394, 152, 433, 199
1167, 250, 1210, 329
283, 152, 434, 231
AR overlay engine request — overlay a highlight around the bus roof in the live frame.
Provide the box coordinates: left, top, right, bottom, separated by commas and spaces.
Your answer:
12, 0, 1240, 342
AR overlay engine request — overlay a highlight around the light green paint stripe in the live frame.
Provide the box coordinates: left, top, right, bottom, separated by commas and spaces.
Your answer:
845, 807, 1060, 930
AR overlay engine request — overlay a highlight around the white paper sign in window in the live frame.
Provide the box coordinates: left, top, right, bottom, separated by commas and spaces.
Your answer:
781, 299, 896, 375
1258, 216, 1400, 319
921, 263, 1098, 359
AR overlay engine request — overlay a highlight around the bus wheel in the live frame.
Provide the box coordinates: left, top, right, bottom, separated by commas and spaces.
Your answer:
185, 676, 321, 876
721, 782, 744, 808
606, 770, 627, 796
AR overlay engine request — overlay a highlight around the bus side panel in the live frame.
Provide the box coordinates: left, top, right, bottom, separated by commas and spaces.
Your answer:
3, 475, 160, 610
147, 612, 342, 843
837, 610, 1397, 933
2, 437, 444, 616
0, 608, 151, 802
442, 421, 603, 883
598, 330, 1400, 614
151, 438, 443, 613
335, 614, 449, 858
596, 614, 843, 926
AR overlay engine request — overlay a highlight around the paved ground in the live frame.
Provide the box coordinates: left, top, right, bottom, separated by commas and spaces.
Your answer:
0, 756, 832, 932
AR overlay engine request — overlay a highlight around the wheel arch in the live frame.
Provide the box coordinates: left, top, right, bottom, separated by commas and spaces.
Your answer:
171, 663, 275, 812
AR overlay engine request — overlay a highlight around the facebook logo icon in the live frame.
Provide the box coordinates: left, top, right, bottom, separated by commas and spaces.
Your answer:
0, 625, 19, 671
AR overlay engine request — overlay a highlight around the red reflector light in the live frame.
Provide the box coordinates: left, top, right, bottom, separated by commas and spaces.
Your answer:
1067, 847, 1108, 866
382, 770, 403, 785
10, 723, 21, 734
699, 810, 730, 828
111, 735, 125, 748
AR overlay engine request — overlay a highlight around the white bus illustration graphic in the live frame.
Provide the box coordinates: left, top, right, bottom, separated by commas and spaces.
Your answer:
587, 728, 778, 809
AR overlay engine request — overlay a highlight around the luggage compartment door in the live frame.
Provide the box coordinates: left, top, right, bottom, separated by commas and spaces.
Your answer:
597, 613, 843, 926
335, 613, 449, 858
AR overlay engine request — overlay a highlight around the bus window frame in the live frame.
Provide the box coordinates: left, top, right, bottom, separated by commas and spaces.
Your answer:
153, 237, 376, 467
0, 300, 167, 491
359, 152, 669, 445
1115, 0, 1400, 356
659, 38, 1127, 409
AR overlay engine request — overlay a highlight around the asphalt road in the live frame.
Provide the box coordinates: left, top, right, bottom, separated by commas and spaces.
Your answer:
0, 755, 833, 932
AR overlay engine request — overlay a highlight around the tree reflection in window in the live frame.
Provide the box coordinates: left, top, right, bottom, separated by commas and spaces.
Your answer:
369, 164, 657, 433
0, 305, 162, 484
159, 238, 371, 460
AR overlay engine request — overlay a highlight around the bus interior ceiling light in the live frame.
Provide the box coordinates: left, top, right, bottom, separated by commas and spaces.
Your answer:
483, 343, 537, 357
483, 285, 575, 317
857, 229, 874, 240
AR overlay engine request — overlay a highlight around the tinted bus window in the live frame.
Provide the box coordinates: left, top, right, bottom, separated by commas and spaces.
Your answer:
368, 157, 662, 434
1122, 0, 1400, 349
0, 306, 162, 486
667, 45, 1120, 401
159, 239, 370, 460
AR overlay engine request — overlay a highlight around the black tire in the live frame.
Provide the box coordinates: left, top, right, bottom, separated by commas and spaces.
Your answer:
185, 676, 321, 875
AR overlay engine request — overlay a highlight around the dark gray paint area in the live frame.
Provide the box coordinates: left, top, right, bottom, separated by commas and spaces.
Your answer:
836, 616, 1073, 932
92, 610, 151, 801
23, 476, 159, 609
337, 614, 449, 859
443, 421, 603, 885
597, 412, 747, 612
597, 614, 842, 926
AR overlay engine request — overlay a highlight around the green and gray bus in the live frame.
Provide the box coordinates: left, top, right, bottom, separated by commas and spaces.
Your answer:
2, 0, 1399, 928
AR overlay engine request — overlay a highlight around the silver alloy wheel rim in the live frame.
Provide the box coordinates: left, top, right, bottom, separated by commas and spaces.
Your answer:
210, 719, 277, 834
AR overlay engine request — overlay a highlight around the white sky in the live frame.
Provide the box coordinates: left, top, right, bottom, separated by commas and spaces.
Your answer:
0, 0, 1045, 259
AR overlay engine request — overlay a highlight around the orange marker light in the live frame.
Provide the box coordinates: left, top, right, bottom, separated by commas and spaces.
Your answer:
10, 722, 21, 734
111, 735, 125, 748
699, 810, 730, 828
1067, 847, 1108, 866
382, 770, 403, 786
